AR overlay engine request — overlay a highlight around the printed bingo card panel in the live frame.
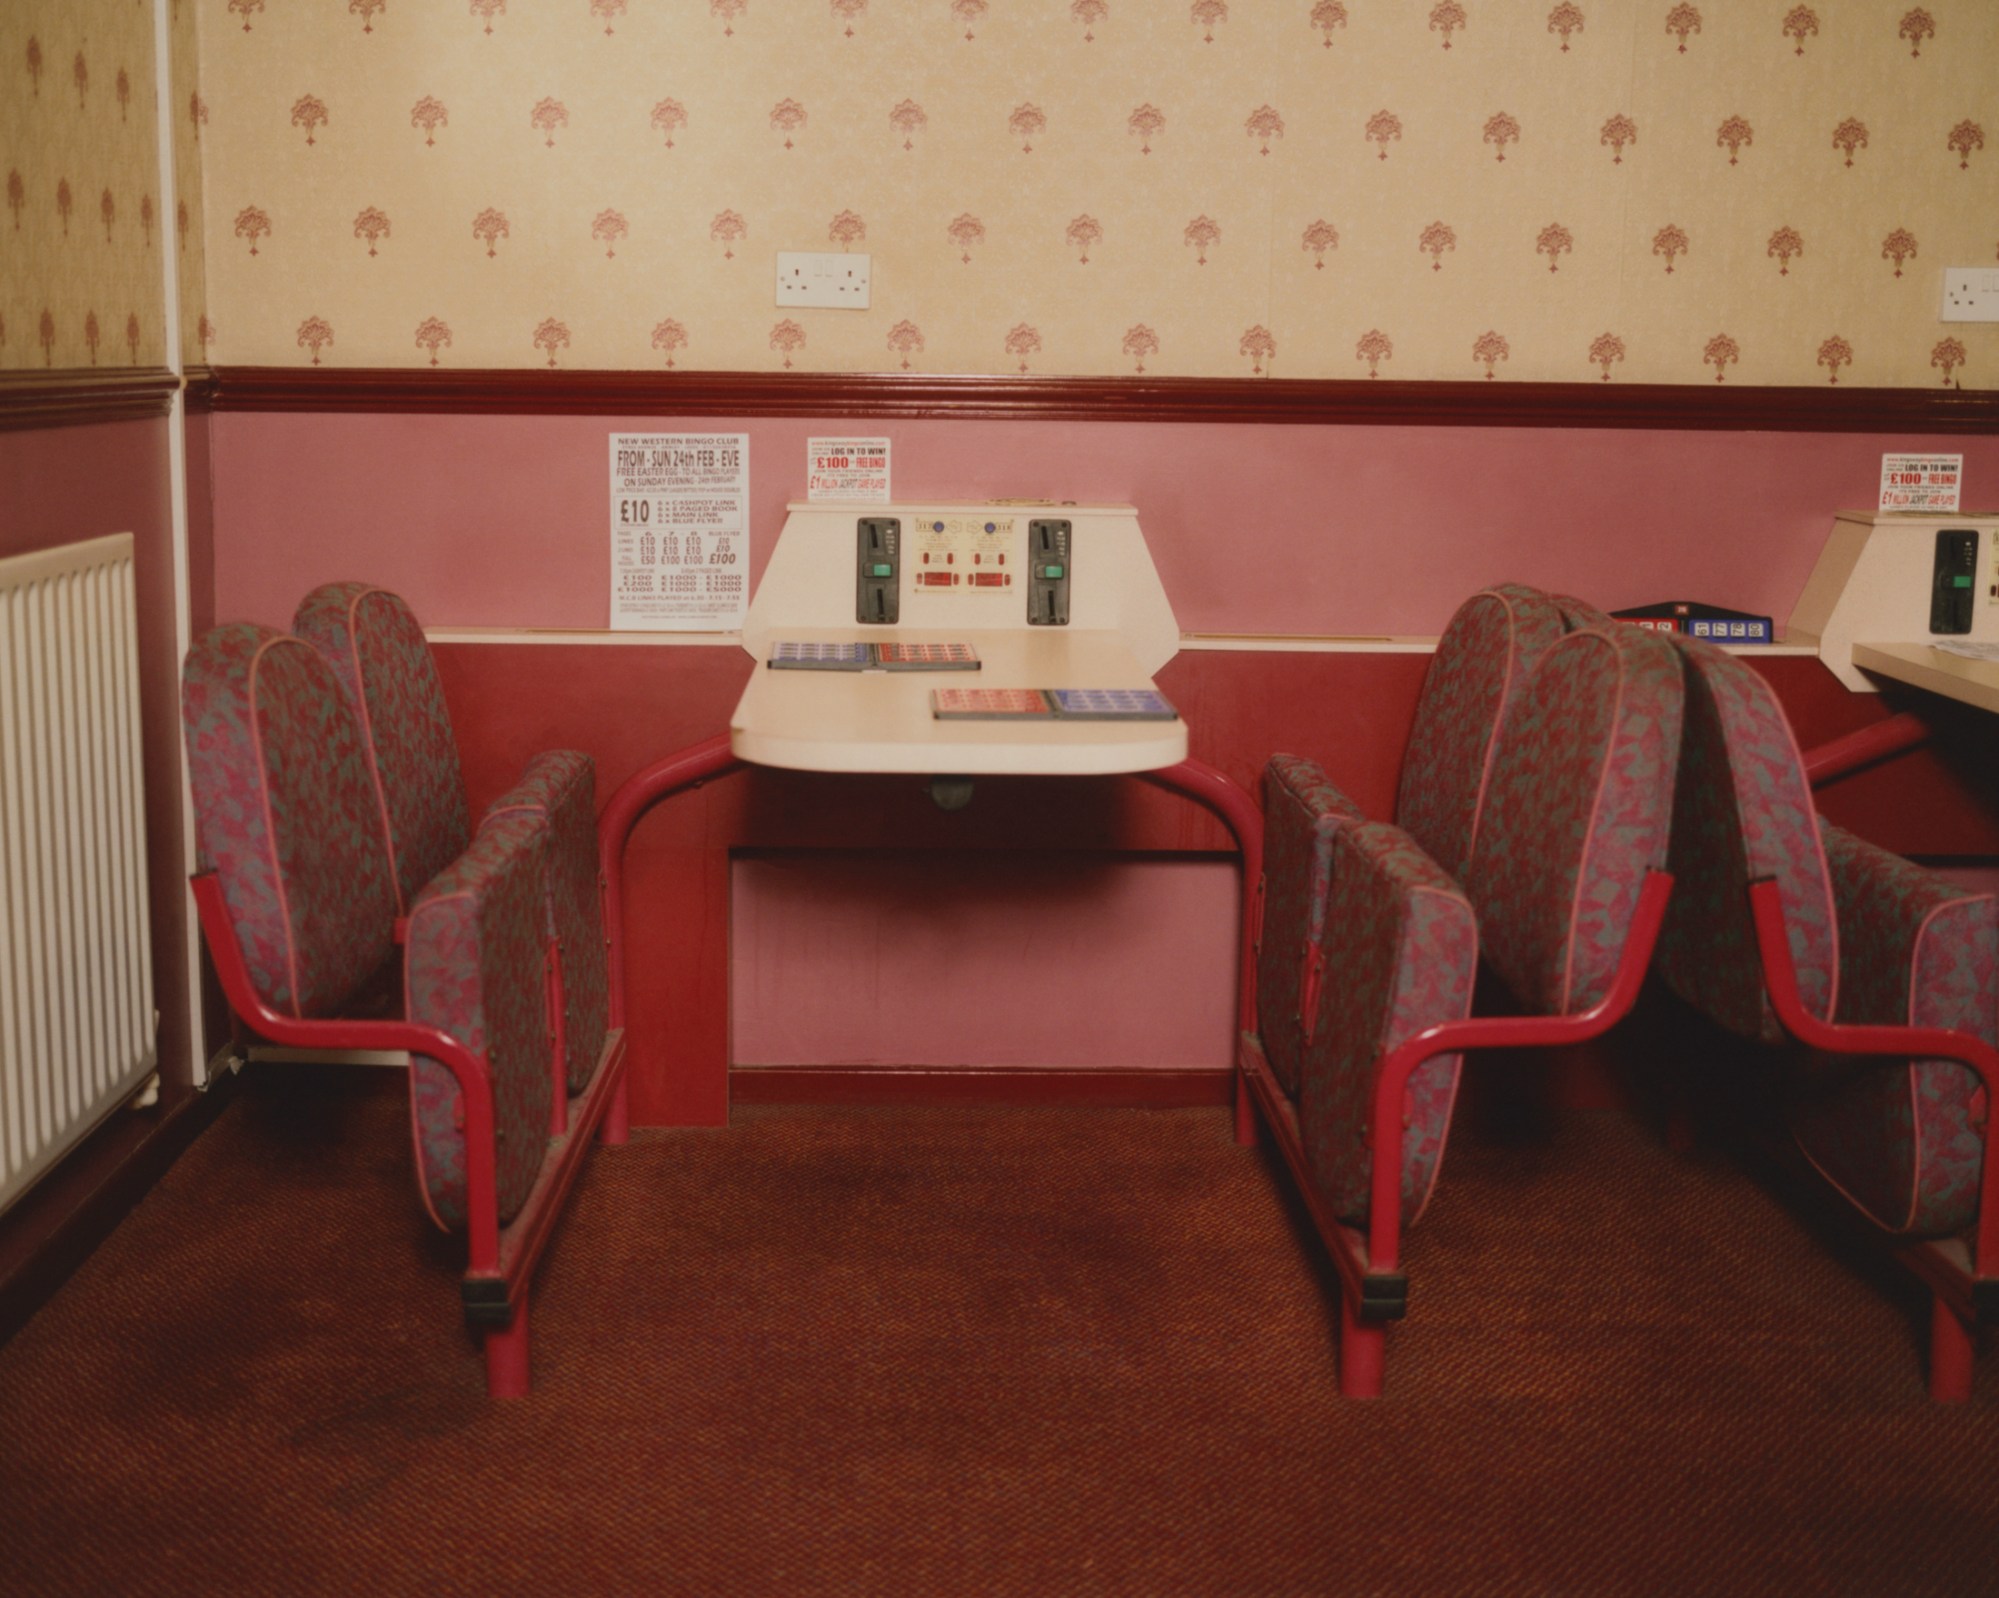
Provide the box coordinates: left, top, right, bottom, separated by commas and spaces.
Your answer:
931, 687, 1180, 721
610, 433, 749, 631
769, 641, 982, 672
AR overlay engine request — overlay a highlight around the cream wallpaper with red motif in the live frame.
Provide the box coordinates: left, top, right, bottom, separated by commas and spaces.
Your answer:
13, 1, 1999, 385
1, 0, 175, 371
172, 0, 215, 366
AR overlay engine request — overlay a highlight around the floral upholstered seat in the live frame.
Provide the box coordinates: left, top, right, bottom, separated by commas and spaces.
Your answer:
1658, 636, 1996, 1239
183, 601, 629, 1397
1342, 623, 1683, 1222
298, 583, 612, 1104
182, 619, 559, 1234
1301, 622, 1684, 1230
1247, 614, 1684, 1394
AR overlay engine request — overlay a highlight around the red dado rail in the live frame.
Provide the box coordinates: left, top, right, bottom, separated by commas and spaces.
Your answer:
188, 367, 1999, 433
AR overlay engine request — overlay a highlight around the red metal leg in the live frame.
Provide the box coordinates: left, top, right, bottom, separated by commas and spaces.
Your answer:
1931, 1291, 1975, 1404
1339, 1292, 1386, 1399
484, 1290, 531, 1400
1142, 761, 1264, 1148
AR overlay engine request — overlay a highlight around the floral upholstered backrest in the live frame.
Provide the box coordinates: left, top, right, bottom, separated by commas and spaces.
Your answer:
1396, 585, 1568, 883
294, 583, 470, 914
483, 750, 609, 1096
1466, 626, 1684, 1015
181, 623, 400, 1018
1656, 637, 1837, 1040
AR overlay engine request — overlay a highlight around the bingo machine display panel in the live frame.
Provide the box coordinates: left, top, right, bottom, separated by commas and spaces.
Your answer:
910, 513, 1020, 595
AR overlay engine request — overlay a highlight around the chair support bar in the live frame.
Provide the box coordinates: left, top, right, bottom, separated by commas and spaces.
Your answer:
1800, 712, 1931, 789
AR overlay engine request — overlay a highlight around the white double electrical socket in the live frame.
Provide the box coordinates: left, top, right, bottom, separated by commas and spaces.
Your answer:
776, 252, 872, 310
1940, 268, 1999, 323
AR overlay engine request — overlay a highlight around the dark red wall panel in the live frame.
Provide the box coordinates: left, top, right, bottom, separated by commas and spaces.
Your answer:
432, 640, 1999, 1124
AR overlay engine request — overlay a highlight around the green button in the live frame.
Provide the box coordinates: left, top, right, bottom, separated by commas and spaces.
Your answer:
1954, 575, 1973, 588
870, 563, 893, 577
1042, 564, 1064, 579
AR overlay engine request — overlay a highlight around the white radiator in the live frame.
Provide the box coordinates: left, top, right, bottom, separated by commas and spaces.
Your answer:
0, 533, 156, 1215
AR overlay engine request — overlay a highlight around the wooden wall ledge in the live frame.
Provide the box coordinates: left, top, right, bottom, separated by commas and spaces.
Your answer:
188, 366, 1999, 433
0, 369, 181, 432
9, 366, 1984, 433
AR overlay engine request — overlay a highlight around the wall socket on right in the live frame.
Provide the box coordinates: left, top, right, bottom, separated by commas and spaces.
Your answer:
1940, 268, 1999, 322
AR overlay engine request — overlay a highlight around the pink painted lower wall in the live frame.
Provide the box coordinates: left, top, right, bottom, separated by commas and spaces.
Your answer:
730, 852, 1238, 1069
0, 417, 193, 1091
209, 410, 1999, 638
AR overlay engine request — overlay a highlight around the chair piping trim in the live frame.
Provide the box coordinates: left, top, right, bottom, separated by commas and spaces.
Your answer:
1557, 631, 1625, 1015
404, 881, 493, 1236
343, 586, 407, 917
407, 1091, 450, 1233
1400, 880, 1477, 1228
1768, 708, 1839, 1026
1894, 891, 1987, 1230
1457, 588, 1522, 871
245, 634, 306, 1020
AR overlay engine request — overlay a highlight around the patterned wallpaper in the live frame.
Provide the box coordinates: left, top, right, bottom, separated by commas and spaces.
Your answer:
0, 0, 171, 373
172, 0, 214, 367
12, 2, 1999, 386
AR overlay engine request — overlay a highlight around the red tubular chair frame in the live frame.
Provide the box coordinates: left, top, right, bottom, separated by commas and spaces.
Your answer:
599, 732, 744, 1048
190, 873, 629, 1399
1236, 869, 1676, 1397
595, 738, 1267, 1055
1799, 711, 1931, 787
1746, 876, 1999, 1401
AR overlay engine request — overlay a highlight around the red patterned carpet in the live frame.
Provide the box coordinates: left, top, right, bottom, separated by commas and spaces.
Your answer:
2, 1069, 1996, 1596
